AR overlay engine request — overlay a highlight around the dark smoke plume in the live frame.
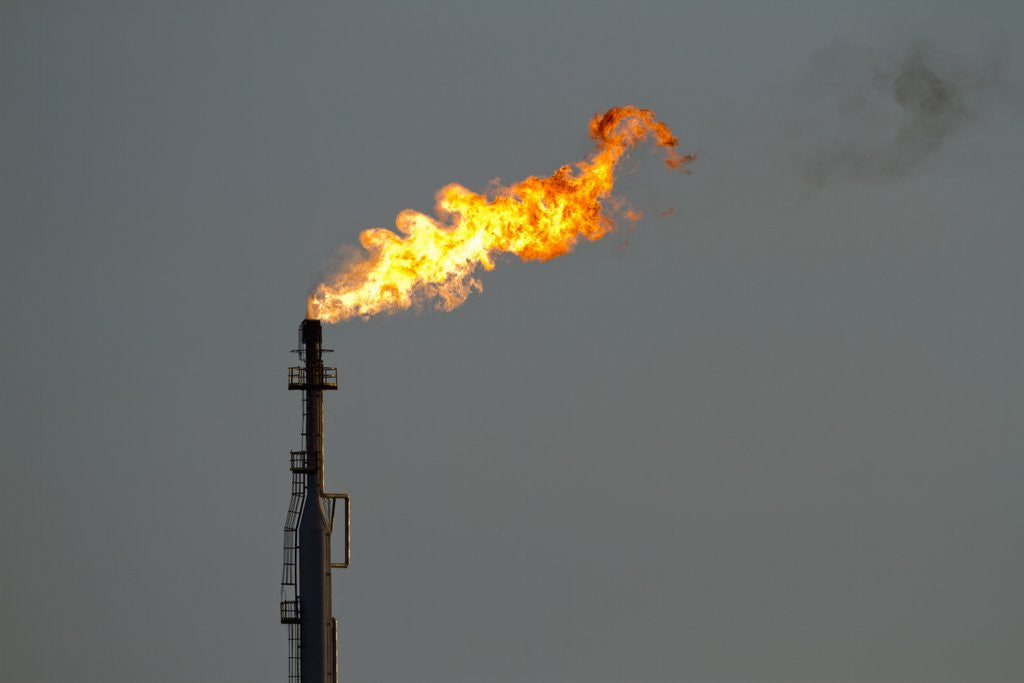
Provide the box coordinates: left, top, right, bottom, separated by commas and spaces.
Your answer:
790, 40, 1003, 185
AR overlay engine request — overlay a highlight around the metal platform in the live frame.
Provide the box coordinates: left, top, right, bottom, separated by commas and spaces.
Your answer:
287, 366, 339, 391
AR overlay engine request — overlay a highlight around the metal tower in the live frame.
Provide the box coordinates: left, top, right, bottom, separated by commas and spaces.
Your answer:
282, 319, 350, 683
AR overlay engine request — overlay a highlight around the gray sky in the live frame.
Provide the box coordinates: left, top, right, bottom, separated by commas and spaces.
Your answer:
2, 2, 1022, 682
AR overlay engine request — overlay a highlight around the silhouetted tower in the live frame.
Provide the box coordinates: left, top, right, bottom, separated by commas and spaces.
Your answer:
282, 319, 350, 683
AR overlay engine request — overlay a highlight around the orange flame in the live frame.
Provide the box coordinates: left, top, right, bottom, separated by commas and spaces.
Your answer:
308, 106, 694, 322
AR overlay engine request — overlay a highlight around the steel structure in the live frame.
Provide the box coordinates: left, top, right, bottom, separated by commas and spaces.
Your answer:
281, 319, 350, 683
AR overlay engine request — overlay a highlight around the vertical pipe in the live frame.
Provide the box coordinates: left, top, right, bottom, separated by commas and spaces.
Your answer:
299, 319, 329, 682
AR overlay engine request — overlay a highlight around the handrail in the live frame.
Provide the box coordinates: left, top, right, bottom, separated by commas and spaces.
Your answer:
287, 366, 339, 389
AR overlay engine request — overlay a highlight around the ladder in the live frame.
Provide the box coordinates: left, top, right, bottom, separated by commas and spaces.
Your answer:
281, 450, 310, 681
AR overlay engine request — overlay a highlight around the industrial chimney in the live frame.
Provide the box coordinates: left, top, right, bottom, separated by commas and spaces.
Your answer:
281, 319, 350, 683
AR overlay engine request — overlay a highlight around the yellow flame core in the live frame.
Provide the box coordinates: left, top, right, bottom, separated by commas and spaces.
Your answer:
308, 106, 694, 322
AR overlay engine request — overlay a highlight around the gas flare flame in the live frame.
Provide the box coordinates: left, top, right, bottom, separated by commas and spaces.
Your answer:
308, 106, 694, 322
